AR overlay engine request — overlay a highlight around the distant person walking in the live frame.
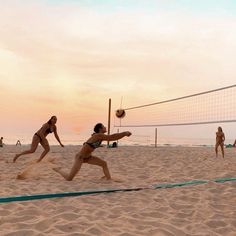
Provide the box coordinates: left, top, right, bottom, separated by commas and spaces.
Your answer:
0, 137, 3, 147
215, 126, 225, 158
13, 116, 64, 163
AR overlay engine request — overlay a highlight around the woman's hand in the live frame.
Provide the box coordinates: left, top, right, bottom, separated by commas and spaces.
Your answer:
125, 131, 132, 137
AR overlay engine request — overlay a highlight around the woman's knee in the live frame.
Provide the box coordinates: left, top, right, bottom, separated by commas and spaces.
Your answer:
75, 153, 83, 160
101, 161, 108, 168
44, 146, 50, 152
30, 148, 37, 153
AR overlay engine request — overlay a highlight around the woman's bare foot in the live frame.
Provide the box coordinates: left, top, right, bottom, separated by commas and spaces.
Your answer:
111, 178, 123, 183
100, 176, 111, 180
101, 176, 123, 183
100, 176, 122, 182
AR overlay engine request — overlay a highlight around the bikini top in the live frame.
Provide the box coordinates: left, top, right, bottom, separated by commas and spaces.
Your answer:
84, 140, 102, 149
46, 127, 53, 134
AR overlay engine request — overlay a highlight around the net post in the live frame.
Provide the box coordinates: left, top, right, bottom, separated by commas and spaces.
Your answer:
107, 98, 111, 148
155, 128, 157, 148
117, 128, 119, 146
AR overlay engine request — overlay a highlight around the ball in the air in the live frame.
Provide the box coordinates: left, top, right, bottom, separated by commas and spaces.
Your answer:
116, 109, 126, 118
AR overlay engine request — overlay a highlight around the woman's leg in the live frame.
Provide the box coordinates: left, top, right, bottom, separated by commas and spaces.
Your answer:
13, 135, 40, 162
37, 139, 50, 162
86, 156, 111, 179
215, 143, 219, 157
53, 154, 83, 181
220, 143, 224, 158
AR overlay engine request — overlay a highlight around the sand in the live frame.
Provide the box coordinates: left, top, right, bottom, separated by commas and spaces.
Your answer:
0, 145, 236, 236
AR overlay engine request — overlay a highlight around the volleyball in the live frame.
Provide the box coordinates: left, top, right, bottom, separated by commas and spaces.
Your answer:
116, 109, 126, 118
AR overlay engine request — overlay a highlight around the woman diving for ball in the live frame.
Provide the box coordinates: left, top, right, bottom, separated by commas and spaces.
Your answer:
53, 123, 132, 181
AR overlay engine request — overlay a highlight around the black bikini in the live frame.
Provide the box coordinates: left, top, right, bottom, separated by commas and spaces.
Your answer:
35, 133, 42, 141
35, 126, 53, 141
46, 127, 53, 134
84, 140, 102, 149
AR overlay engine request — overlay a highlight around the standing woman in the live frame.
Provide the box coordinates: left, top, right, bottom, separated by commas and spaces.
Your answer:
13, 116, 64, 162
53, 123, 131, 181
233, 139, 236, 147
215, 126, 225, 158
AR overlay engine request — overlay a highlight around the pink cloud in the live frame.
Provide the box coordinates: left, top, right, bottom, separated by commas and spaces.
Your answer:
1, 1, 236, 138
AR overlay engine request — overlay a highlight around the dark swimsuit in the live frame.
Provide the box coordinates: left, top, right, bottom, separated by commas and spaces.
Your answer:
35, 127, 53, 141
80, 140, 102, 162
84, 140, 102, 149
35, 133, 42, 141
46, 128, 53, 134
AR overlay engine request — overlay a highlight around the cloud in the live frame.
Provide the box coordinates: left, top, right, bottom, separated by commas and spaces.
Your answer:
1, 1, 236, 136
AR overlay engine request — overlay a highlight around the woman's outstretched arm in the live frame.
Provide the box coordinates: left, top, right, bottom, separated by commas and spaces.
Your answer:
97, 131, 132, 141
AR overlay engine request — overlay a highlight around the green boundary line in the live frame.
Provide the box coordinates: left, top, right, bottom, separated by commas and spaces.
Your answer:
0, 187, 144, 203
213, 177, 236, 183
0, 177, 235, 204
153, 180, 208, 189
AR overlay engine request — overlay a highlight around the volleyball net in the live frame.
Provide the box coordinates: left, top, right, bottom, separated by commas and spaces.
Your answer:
114, 85, 236, 128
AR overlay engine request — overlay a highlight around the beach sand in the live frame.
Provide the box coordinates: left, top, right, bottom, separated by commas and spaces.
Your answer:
0, 145, 235, 236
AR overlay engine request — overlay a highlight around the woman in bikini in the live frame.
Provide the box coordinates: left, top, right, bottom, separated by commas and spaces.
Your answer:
13, 116, 64, 162
233, 139, 236, 147
53, 123, 132, 181
215, 126, 225, 158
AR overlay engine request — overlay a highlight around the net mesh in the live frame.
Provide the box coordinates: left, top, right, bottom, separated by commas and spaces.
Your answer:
114, 85, 236, 127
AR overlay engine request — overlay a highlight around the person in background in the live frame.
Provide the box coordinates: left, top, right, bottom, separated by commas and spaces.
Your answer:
215, 126, 225, 158
0, 137, 4, 147
16, 140, 21, 146
233, 139, 236, 147
13, 116, 64, 162
112, 142, 117, 148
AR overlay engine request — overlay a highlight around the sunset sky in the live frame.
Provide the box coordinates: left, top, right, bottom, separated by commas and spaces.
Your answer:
1, 0, 236, 143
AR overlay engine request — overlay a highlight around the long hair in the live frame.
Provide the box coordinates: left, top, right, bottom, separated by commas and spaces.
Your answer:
47, 116, 56, 125
218, 126, 223, 132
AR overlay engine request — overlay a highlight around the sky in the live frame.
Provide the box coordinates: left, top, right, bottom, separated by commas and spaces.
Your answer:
1, 0, 236, 144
